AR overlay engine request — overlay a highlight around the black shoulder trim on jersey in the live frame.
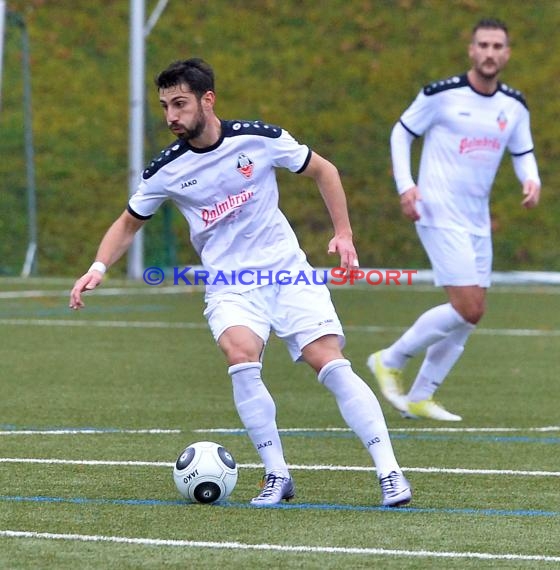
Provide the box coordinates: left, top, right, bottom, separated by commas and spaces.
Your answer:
296, 148, 312, 174
142, 139, 190, 180
127, 204, 153, 220
399, 119, 421, 138
498, 82, 529, 109
423, 74, 468, 96
510, 147, 534, 158
222, 119, 283, 139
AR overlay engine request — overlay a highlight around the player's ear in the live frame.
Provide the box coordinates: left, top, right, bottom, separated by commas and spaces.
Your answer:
201, 90, 216, 108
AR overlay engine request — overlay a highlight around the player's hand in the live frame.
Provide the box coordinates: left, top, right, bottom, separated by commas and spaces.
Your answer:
69, 271, 104, 310
400, 186, 421, 221
327, 233, 359, 271
521, 180, 540, 209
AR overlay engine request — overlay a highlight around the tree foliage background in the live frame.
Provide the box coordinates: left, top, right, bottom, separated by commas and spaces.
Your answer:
1, 0, 558, 276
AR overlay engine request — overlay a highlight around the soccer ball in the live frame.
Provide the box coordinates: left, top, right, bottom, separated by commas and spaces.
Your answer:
173, 441, 238, 504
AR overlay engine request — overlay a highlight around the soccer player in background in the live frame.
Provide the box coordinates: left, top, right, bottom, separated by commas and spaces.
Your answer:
69, 58, 412, 507
368, 18, 541, 421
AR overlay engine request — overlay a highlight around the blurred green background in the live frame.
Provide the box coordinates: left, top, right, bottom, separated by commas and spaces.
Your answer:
1, 0, 558, 276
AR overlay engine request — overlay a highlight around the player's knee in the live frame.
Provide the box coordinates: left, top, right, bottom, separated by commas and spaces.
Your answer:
458, 303, 485, 324
228, 355, 259, 366
302, 336, 345, 373
224, 348, 261, 365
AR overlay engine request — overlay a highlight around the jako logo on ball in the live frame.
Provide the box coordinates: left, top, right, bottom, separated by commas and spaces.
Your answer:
173, 441, 238, 504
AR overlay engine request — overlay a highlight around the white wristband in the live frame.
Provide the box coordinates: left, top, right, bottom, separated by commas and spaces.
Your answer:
88, 261, 107, 275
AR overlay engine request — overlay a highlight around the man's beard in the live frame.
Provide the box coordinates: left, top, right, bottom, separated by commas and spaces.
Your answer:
180, 110, 206, 141
476, 61, 500, 80
183, 121, 204, 140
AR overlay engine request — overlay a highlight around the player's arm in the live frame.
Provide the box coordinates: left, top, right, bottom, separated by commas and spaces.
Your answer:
69, 210, 146, 310
300, 151, 359, 270
390, 121, 421, 221
511, 151, 541, 209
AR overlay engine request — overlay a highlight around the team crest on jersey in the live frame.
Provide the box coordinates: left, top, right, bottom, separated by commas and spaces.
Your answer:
497, 111, 508, 131
236, 153, 254, 179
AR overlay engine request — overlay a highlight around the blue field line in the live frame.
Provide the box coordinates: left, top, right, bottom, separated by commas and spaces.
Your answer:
392, 434, 560, 445
277, 431, 560, 445
204, 429, 560, 445
1, 494, 558, 518
2, 425, 560, 445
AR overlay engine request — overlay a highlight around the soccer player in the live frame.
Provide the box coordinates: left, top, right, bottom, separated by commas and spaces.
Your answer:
69, 58, 411, 507
368, 19, 541, 421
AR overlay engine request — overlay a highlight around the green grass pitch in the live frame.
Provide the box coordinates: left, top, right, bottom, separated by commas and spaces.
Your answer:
0, 278, 559, 569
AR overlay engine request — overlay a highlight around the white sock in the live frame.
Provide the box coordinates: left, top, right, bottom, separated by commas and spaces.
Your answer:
383, 303, 468, 369
229, 362, 289, 477
318, 359, 400, 478
408, 322, 476, 402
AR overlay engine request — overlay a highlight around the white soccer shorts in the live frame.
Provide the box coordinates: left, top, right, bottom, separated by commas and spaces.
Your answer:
203, 281, 345, 361
416, 225, 492, 287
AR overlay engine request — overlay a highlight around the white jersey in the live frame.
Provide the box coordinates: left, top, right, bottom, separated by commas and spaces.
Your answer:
399, 74, 535, 235
128, 120, 312, 296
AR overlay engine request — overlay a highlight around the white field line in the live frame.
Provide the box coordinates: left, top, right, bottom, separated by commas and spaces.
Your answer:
0, 429, 181, 436
0, 426, 558, 436
196, 426, 560, 433
1, 457, 559, 477
0, 319, 207, 329
0, 530, 559, 563
0, 286, 194, 299
1, 317, 560, 337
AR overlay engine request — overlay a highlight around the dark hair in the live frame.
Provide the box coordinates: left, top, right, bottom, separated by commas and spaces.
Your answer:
472, 18, 509, 38
155, 58, 215, 97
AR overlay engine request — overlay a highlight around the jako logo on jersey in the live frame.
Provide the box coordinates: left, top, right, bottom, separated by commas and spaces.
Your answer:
459, 136, 501, 154
181, 178, 197, 189
497, 111, 508, 131
237, 153, 254, 178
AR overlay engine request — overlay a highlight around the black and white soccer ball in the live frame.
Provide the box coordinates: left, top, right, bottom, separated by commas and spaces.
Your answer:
173, 441, 238, 504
